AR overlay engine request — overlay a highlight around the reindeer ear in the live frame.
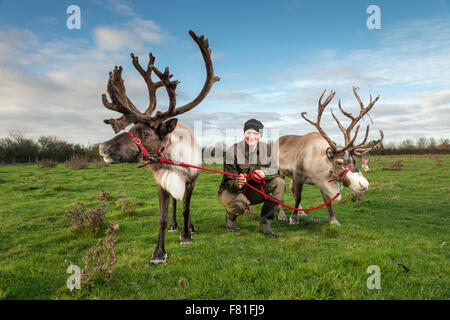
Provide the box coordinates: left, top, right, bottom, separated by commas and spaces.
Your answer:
156, 118, 178, 139
326, 147, 335, 159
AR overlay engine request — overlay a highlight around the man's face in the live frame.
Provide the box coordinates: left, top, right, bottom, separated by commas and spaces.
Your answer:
244, 129, 261, 148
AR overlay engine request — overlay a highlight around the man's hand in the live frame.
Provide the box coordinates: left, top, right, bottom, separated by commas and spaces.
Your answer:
253, 170, 265, 180
235, 174, 246, 189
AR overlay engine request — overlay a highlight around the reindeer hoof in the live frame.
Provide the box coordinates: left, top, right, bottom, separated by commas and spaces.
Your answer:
289, 215, 299, 225
329, 220, 341, 226
150, 253, 168, 265
168, 224, 178, 232
278, 213, 287, 221
180, 235, 193, 245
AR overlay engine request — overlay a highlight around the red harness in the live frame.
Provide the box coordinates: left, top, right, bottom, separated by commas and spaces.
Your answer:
128, 131, 169, 162
328, 166, 356, 183
128, 131, 354, 212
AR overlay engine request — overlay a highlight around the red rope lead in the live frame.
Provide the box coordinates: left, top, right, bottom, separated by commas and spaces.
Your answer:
128, 132, 342, 212
157, 158, 340, 212
244, 182, 340, 211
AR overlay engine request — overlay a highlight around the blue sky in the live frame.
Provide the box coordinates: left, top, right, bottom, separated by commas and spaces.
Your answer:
0, 0, 449, 146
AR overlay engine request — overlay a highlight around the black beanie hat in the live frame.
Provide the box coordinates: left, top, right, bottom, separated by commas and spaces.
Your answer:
244, 119, 264, 134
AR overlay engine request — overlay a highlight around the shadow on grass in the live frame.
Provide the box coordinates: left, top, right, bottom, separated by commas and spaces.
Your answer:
274, 214, 329, 234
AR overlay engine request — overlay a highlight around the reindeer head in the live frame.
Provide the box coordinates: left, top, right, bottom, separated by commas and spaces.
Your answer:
301, 87, 384, 192
99, 30, 220, 164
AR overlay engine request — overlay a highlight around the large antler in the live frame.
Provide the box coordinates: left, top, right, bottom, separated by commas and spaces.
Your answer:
130, 52, 165, 116
150, 30, 221, 126
331, 87, 380, 151
102, 66, 154, 133
330, 86, 381, 153
301, 89, 338, 151
102, 30, 220, 133
301, 87, 382, 154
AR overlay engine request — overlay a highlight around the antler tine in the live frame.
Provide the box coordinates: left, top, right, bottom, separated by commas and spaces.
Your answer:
338, 99, 355, 120
314, 89, 326, 122
301, 89, 338, 151
130, 53, 146, 79
351, 124, 370, 150
352, 86, 380, 121
102, 65, 153, 133
319, 90, 335, 111
332, 86, 380, 151
340, 125, 360, 152
130, 52, 164, 116
330, 108, 350, 145
151, 65, 179, 124
353, 86, 364, 110
300, 112, 317, 127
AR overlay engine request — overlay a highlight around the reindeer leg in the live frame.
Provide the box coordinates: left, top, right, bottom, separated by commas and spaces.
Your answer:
320, 191, 341, 226
295, 181, 307, 217
150, 186, 171, 264
290, 179, 305, 225
277, 175, 288, 221
278, 206, 287, 221
189, 218, 196, 234
180, 181, 195, 245
168, 197, 178, 232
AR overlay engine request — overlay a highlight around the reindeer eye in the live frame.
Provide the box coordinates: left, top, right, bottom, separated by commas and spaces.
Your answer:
143, 131, 150, 137
336, 161, 344, 166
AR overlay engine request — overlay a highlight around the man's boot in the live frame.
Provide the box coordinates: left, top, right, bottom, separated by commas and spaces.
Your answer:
259, 200, 278, 238
259, 216, 278, 237
226, 212, 240, 232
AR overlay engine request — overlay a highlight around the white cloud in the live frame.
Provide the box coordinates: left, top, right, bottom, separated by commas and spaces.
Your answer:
213, 90, 251, 101
0, 16, 449, 147
94, 27, 138, 51
94, 18, 174, 52
0, 22, 177, 145
105, 0, 136, 17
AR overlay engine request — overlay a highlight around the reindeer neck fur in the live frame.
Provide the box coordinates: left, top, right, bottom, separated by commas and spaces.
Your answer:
150, 122, 201, 200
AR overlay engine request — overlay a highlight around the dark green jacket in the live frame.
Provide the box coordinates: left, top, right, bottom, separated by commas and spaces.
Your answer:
219, 140, 279, 194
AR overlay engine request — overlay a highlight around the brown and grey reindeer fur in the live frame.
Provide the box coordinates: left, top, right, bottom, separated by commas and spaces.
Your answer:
99, 30, 220, 264
276, 87, 383, 226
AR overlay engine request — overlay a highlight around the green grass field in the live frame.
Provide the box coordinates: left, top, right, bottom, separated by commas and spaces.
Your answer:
0, 155, 448, 299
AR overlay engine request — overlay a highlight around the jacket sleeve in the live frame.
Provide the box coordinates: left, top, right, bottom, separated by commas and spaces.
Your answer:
260, 143, 280, 181
222, 146, 241, 193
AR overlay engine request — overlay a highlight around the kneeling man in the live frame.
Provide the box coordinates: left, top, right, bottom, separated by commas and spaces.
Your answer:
218, 119, 285, 237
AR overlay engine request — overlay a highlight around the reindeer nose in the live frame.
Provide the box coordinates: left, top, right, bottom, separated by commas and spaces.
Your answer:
99, 144, 112, 155
359, 181, 369, 190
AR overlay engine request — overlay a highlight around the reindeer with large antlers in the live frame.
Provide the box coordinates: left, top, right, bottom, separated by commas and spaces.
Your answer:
99, 30, 220, 264
276, 87, 384, 225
